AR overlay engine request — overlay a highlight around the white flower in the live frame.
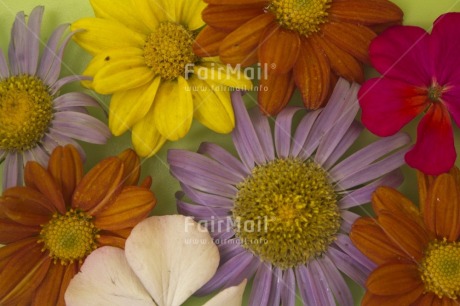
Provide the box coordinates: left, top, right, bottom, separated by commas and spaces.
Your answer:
65, 215, 246, 306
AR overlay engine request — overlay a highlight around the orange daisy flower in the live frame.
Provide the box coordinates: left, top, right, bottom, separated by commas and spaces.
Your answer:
0, 145, 156, 305
194, 0, 403, 115
350, 167, 460, 305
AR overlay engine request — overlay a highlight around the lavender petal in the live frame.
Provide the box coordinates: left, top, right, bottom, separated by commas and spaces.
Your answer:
249, 263, 273, 306
0, 51, 9, 78
317, 256, 353, 306
309, 260, 336, 305
43, 30, 77, 86
249, 108, 275, 161
340, 210, 361, 233
198, 142, 249, 178
37, 23, 68, 80
50, 75, 92, 94
23, 145, 49, 167
335, 234, 376, 272
24, 6, 43, 75
53, 92, 100, 109
46, 130, 86, 160
177, 192, 231, 219
180, 183, 234, 208
280, 268, 296, 306
327, 247, 370, 286
291, 111, 320, 159
218, 240, 246, 263
267, 267, 282, 306
52, 111, 110, 144
168, 150, 241, 185
274, 107, 302, 159
3, 152, 22, 190
8, 11, 26, 75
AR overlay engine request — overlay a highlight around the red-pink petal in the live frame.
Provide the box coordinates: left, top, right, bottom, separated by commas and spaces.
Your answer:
370, 25, 432, 86
442, 85, 460, 127
359, 78, 426, 136
405, 103, 456, 175
430, 13, 460, 85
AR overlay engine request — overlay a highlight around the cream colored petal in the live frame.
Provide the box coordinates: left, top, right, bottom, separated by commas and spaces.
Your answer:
204, 280, 247, 306
64, 246, 155, 306
125, 216, 220, 306
189, 76, 234, 133
153, 77, 193, 141
132, 107, 167, 157
176, 0, 206, 30
109, 77, 161, 136
90, 0, 148, 34
71, 18, 145, 55
92, 50, 154, 94
193, 62, 253, 90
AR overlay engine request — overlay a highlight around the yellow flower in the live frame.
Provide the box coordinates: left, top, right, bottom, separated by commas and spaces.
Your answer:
72, 0, 252, 157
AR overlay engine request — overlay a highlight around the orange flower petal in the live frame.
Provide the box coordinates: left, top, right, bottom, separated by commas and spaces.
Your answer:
0, 237, 37, 268
219, 14, 275, 66
350, 217, 409, 264
426, 173, 460, 241
414, 293, 437, 306
57, 263, 78, 306
322, 21, 376, 64
311, 35, 364, 83
328, 0, 403, 26
378, 211, 429, 261
294, 38, 331, 110
24, 162, 66, 214
366, 260, 422, 295
117, 149, 141, 186
371, 187, 423, 227
2, 187, 57, 214
259, 24, 300, 74
202, 3, 265, 31
140, 176, 153, 189
194, 26, 229, 58
99, 228, 132, 240
361, 284, 424, 306
72, 157, 124, 215
47, 145, 83, 206
417, 170, 436, 215
94, 186, 156, 231
32, 262, 66, 306
258, 71, 295, 115
0, 244, 51, 305
0, 218, 40, 244
1, 196, 51, 226
97, 234, 126, 249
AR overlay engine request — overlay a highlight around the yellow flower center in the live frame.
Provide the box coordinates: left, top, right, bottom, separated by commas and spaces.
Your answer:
39, 209, 99, 265
143, 21, 199, 81
420, 239, 460, 299
233, 158, 340, 269
427, 83, 444, 103
268, 0, 331, 36
0, 75, 53, 151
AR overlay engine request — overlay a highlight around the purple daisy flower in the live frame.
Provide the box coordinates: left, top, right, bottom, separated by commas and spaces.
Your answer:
168, 78, 411, 306
0, 6, 110, 190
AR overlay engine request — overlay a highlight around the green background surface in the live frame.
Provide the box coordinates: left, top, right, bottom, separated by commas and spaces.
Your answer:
1, 0, 460, 305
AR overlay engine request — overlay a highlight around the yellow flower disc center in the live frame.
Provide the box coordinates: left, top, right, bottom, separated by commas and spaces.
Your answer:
233, 158, 340, 269
143, 21, 198, 81
0, 75, 53, 151
420, 239, 460, 299
39, 209, 99, 265
268, 0, 331, 36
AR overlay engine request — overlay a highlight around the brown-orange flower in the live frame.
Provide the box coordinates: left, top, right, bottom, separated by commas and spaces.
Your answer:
0, 145, 156, 305
350, 167, 460, 305
194, 0, 403, 115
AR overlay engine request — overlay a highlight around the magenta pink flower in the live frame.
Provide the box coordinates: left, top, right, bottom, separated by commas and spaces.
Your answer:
359, 13, 460, 175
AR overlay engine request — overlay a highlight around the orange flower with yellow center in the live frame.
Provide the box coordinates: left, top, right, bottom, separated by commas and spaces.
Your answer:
350, 167, 460, 305
0, 145, 156, 305
194, 0, 403, 114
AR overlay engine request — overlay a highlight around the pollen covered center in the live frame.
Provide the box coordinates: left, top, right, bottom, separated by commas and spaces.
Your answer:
143, 21, 199, 81
0, 75, 53, 151
233, 158, 340, 269
268, 0, 331, 36
420, 239, 460, 299
39, 209, 99, 265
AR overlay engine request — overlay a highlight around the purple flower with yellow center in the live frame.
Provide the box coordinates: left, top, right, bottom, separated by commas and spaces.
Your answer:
0, 6, 110, 190
168, 79, 411, 306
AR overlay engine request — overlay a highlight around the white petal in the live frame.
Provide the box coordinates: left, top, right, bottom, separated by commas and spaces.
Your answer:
204, 279, 247, 306
125, 215, 220, 306
65, 246, 155, 306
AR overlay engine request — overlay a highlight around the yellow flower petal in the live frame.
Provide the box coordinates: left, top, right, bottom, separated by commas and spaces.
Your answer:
176, 0, 206, 30
153, 77, 194, 141
193, 62, 253, 90
131, 0, 164, 31
132, 109, 167, 157
189, 76, 234, 133
109, 77, 161, 136
92, 49, 155, 94
89, 0, 148, 34
71, 18, 145, 55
